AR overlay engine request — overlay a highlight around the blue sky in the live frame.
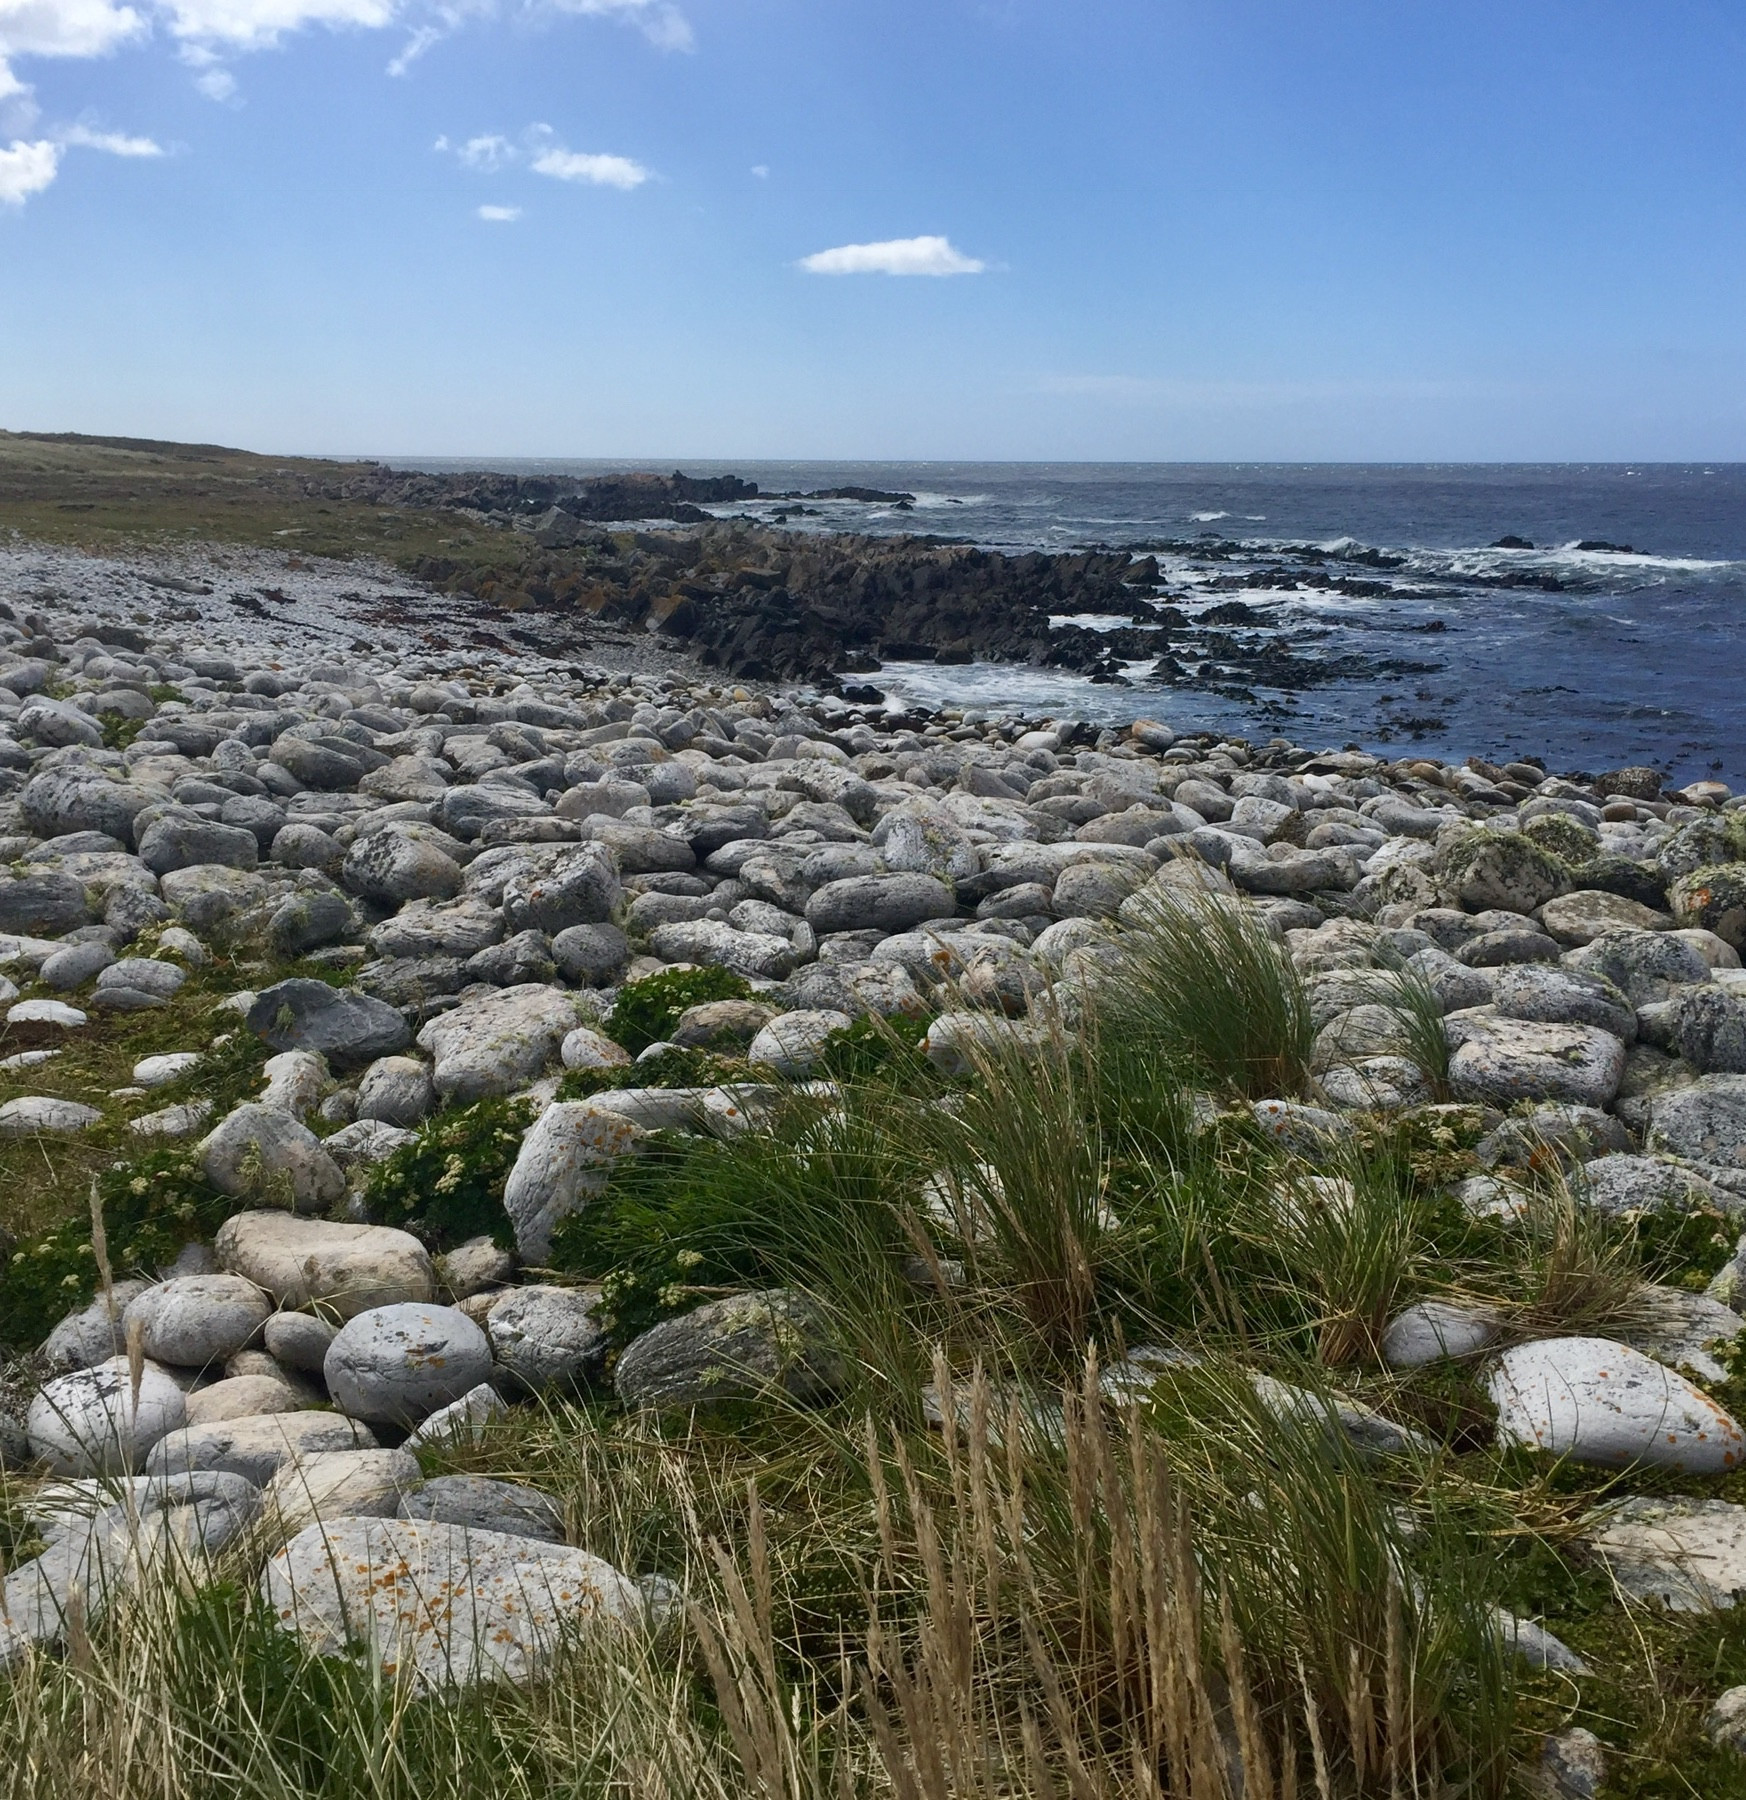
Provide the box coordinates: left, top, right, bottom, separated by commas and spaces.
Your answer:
2, 0, 1744, 459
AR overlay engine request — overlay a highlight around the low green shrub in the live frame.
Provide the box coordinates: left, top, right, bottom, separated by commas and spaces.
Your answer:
555, 1046, 741, 1102
0, 1150, 233, 1350
365, 1097, 534, 1252
604, 967, 753, 1055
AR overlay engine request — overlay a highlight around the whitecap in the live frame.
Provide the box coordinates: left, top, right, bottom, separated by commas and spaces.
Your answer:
1189, 510, 1230, 522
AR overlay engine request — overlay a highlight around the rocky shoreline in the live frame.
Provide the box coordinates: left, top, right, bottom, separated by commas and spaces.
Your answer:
3, 533, 1746, 1787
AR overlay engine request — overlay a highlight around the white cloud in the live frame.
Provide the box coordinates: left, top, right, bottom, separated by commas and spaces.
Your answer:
476, 201, 517, 220
530, 142, 646, 188
798, 234, 985, 277
61, 119, 161, 151
550, 0, 689, 53
156, 0, 395, 51
0, 132, 57, 201
0, 0, 145, 102
750, 162, 767, 178
193, 62, 231, 94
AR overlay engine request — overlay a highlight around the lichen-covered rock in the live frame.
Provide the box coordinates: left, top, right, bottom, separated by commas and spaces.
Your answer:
1447, 1015, 1626, 1109
1565, 928, 1713, 1005
198, 1103, 346, 1213
1433, 829, 1569, 914
322, 1303, 494, 1428
40, 1282, 150, 1370
1649, 1075, 1746, 1171
501, 1101, 645, 1262
614, 1288, 844, 1410
355, 1054, 435, 1126
1670, 863, 1746, 952
260, 1518, 641, 1692
416, 983, 582, 1103
1488, 1337, 1743, 1472
1584, 1496, 1746, 1610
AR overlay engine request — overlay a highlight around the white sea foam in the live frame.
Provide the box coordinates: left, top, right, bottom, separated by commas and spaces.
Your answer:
1047, 613, 1144, 632
1189, 510, 1230, 522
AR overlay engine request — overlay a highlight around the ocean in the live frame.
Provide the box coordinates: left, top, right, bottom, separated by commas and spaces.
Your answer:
395, 460, 1746, 787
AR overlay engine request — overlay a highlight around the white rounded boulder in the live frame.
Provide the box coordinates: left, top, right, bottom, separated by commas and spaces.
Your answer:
27, 1355, 188, 1474
123, 1274, 271, 1368
1488, 1336, 1744, 1474
323, 1303, 495, 1428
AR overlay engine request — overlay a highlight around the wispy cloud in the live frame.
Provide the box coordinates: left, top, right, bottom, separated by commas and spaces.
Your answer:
550, 0, 691, 53
799, 234, 985, 277
0, 135, 58, 203
477, 201, 518, 220
61, 121, 163, 154
436, 130, 514, 170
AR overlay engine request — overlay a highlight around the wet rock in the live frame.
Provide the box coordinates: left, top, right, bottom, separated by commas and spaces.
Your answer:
614, 1288, 844, 1410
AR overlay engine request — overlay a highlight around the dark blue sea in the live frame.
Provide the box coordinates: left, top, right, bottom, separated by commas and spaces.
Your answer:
395, 460, 1746, 788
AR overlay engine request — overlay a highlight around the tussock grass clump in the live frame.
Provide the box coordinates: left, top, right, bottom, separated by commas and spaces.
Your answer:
1093, 890, 1315, 1101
